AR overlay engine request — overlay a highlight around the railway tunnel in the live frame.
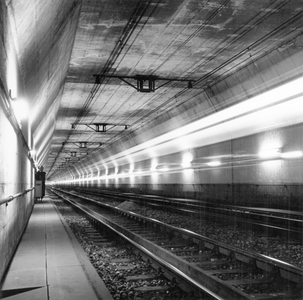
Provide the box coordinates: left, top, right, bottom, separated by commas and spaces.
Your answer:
0, 0, 303, 299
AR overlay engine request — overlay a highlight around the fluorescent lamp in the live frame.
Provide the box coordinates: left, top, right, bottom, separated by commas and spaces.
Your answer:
54, 76, 303, 183
207, 161, 221, 167
156, 165, 169, 171
93, 77, 303, 170
258, 148, 280, 159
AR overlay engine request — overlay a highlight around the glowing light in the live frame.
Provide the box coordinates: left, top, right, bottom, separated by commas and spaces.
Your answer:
258, 148, 280, 159
29, 149, 36, 161
150, 158, 158, 172
280, 151, 303, 159
182, 168, 194, 181
156, 164, 170, 172
207, 161, 221, 167
53, 76, 303, 184
260, 159, 281, 167
128, 162, 134, 174
115, 166, 119, 174
182, 152, 193, 168
11, 100, 29, 122
112, 76, 303, 163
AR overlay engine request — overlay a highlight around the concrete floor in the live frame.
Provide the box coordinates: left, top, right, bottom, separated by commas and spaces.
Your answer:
0, 196, 113, 300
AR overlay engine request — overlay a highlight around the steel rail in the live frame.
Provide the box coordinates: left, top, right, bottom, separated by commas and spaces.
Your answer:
52, 188, 224, 300
71, 188, 303, 237
52, 187, 303, 299
54, 187, 303, 273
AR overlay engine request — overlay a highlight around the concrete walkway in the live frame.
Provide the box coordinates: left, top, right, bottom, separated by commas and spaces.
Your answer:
0, 196, 113, 300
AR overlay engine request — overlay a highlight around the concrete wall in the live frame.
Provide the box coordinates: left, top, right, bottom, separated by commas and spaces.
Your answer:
0, 2, 35, 281
0, 106, 34, 281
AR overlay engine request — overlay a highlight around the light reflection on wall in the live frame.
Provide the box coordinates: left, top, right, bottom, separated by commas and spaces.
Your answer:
260, 159, 283, 182
150, 157, 158, 184
1, 111, 19, 195
55, 75, 303, 186
129, 162, 135, 187
7, 48, 18, 99
182, 168, 194, 184
84, 77, 303, 175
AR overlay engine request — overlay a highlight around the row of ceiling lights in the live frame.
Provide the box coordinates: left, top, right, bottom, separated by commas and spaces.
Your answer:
55, 148, 303, 180
54, 75, 303, 179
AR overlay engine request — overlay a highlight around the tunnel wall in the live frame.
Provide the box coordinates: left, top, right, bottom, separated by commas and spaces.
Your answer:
0, 3, 35, 281
0, 105, 35, 282
60, 122, 303, 210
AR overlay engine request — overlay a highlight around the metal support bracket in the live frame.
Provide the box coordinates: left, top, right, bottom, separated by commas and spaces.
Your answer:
93, 74, 194, 93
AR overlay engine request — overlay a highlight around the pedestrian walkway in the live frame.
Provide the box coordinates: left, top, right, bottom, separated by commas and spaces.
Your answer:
0, 195, 113, 300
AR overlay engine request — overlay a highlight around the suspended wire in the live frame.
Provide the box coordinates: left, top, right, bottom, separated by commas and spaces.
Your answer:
92, 1, 163, 125
150, 0, 232, 75
49, 0, 301, 178
73, 0, 152, 128
48, 0, 154, 177
98, 0, 303, 149
57, 1, 164, 170
186, 0, 290, 84
120, 0, 295, 122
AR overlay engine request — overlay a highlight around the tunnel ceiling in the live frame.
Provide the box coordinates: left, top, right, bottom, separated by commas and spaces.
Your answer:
6, 0, 303, 179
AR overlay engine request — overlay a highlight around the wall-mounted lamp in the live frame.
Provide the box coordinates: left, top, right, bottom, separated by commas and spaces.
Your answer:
182, 152, 193, 168
206, 161, 221, 167
258, 148, 280, 159
9, 90, 28, 125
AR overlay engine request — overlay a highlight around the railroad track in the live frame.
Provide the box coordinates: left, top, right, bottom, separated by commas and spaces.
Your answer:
49, 191, 216, 300
50, 187, 302, 300
66, 187, 303, 241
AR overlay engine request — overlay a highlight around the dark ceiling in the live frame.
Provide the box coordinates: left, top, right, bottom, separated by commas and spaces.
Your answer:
6, 0, 303, 179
